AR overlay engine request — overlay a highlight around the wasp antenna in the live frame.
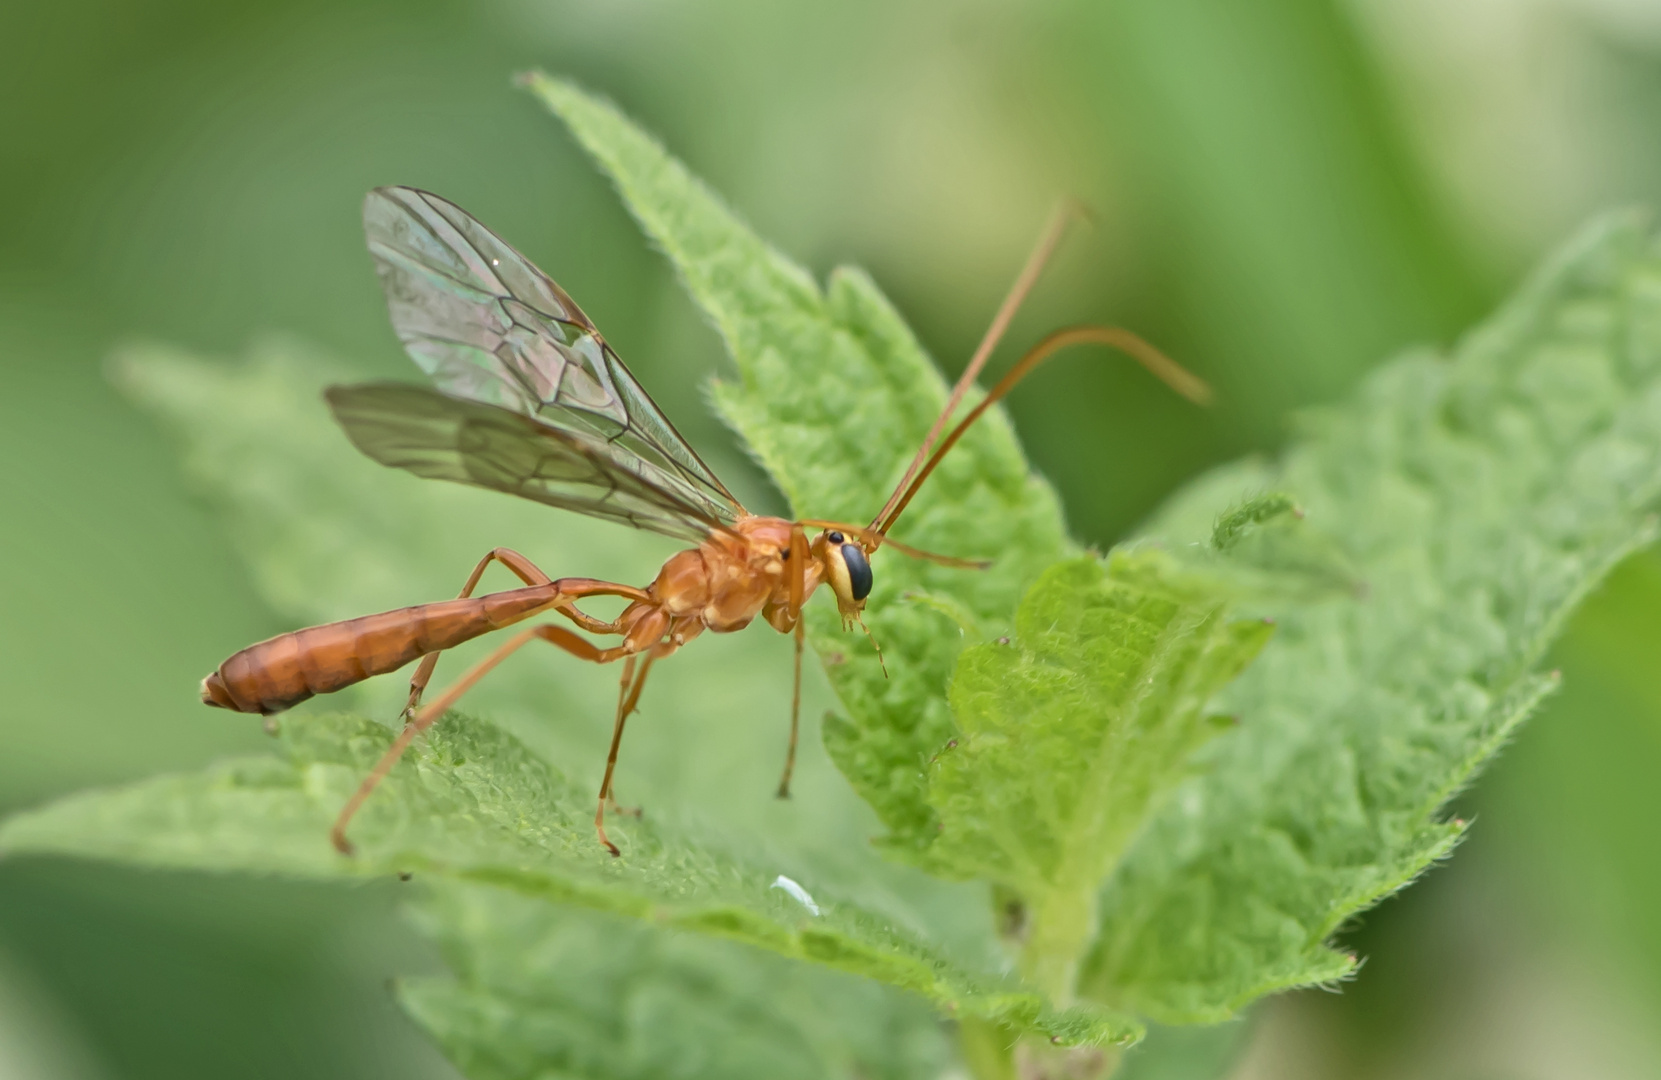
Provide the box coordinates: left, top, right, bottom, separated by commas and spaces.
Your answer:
1065, 196, 1099, 228
796, 519, 988, 568
869, 532, 991, 569
871, 202, 1083, 533
875, 324, 1210, 537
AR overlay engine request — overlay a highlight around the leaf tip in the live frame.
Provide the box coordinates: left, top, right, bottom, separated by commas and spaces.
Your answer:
515, 69, 594, 122
513, 68, 561, 96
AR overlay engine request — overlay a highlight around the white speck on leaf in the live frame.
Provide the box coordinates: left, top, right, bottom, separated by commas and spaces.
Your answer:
770, 875, 820, 916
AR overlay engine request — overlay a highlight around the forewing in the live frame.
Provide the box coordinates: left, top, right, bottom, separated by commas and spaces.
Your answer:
326, 382, 729, 544
362, 185, 742, 526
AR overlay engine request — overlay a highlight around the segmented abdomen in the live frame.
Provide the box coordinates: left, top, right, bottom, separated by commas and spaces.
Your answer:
200, 585, 562, 715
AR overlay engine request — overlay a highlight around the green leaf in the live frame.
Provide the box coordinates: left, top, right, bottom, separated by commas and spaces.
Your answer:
399, 880, 952, 1080
1083, 212, 1661, 1021
927, 553, 1271, 998
0, 710, 1136, 1046
522, 74, 1073, 856
1209, 493, 1302, 552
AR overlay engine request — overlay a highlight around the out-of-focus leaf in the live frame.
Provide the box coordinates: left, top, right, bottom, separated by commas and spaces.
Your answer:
399, 880, 951, 1080
0, 711, 1136, 1047
523, 74, 1074, 858
1084, 213, 1661, 1021
1071, 0, 1486, 432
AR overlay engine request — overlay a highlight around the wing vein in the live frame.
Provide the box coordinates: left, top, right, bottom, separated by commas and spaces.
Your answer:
353, 186, 747, 540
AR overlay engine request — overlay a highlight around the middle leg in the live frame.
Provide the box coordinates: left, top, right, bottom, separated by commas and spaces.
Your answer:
775, 523, 811, 799
776, 618, 804, 799
602, 655, 643, 819
592, 611, 693, 855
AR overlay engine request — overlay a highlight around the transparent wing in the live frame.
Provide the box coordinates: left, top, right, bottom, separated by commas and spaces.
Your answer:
327, 383, 730, 544
361, 185, 743, 529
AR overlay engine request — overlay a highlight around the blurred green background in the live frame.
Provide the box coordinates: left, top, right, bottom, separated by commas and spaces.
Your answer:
4, 0, 1661, 1076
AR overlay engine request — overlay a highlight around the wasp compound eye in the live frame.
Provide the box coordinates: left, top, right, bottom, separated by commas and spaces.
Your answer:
840, 543, 872, 601
827, 530, 845, 544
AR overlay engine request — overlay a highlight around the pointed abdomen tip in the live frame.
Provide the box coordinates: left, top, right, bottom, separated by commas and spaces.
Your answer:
200, 672, 237, 710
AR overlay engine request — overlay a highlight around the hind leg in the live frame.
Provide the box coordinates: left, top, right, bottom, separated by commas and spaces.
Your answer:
401, 549, 650, 718
332, 616, 646, 856
401, 549, 550, 719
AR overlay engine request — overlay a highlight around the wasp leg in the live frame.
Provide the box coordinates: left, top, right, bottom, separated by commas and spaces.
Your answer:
331, 617, 639, 856
401, 550, 646, 718
776, 618, 804, 799
592, 609, 694, 856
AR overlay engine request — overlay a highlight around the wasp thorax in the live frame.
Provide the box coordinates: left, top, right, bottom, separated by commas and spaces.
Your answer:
820, 529, 874, 620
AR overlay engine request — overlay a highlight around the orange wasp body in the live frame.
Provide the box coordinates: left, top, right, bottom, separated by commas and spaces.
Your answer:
200, 187, 1207, 855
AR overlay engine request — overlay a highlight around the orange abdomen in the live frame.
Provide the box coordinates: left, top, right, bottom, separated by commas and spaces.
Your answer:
200, 585, 563, 715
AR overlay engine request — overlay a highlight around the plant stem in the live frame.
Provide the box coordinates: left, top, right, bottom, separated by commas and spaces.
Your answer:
1018, 882, 1097, 1005
966, 881, 1123, 1080
958, 1017, 1020, 1080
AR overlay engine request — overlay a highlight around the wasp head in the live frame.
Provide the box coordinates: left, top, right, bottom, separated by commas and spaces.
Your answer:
816, 528, 873, 625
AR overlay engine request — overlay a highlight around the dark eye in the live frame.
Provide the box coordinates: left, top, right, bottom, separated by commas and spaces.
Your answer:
779, 547, 790, 561
827, 530, 844, 544
840, 543, 873, 601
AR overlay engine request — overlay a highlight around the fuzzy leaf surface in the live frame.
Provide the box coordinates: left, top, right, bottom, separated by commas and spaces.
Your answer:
524, 74, 1073, 856
399, 881, 952, 1080
0, 710, 1136, 1045
1084, 213, 1661, 1021
928, 553, 1270, 902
